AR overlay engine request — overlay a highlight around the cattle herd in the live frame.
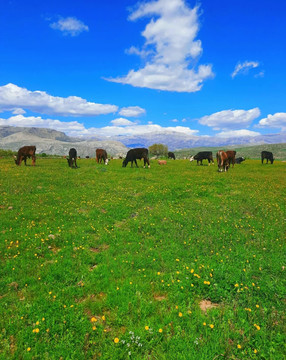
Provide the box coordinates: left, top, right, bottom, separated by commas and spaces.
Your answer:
13, 146, 276, 172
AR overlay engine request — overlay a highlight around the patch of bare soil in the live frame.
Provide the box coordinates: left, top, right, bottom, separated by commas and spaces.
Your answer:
199, 299, 219, 312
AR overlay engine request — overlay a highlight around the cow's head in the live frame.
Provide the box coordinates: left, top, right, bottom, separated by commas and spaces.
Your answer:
14, 155, 18, 165
67, 157, 72, 167
122, 159, 127, 167
189, 156, 194, 162
105, 158, 109, 165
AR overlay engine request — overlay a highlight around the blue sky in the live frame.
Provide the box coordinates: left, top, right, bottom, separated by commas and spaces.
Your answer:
0, 0, 285, 139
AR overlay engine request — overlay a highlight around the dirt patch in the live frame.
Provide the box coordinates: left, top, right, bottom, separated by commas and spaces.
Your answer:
199, 299, 219, 312
89, 244, 109, 253
154, 294, 167, 301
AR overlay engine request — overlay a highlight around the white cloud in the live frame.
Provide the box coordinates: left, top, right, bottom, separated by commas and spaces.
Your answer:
0, 115, 199, 138
0, 115, 86, 134
231, 61, 260, 78
108, 0, 214, 92
0, 83, 118, 117
94, 124, 199, 137
110, 118, 135, 126
258, 112, 286, 130
215, 129, 261, 138
119, 106, 146, 117
50, 16, 89, 36
199, 108, 261, 130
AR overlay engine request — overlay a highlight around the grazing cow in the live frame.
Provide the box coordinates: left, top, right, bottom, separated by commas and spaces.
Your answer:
216, 150, 229, 172
96, 148, 108, 165
189, 151, 214, 165
86, 156, 90, 159
168, 152, 175, 160
67, 148, 78, 168
235, 157, 245, 164
14, 146, 36, 166
158, 160, 167, 165
226, 150, 236, 168
261, 151, 274, 164
122, 148, 150, 168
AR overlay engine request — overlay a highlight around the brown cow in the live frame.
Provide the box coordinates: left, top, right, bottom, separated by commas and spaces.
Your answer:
216, 150, 229, 172
226, 150, 236, 168
96, 149, 108, 165
14, 146, 36, 166
158, 160, 167, 165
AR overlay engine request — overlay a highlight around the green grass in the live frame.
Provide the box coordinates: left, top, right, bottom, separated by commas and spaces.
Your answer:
0, 158, 285, 359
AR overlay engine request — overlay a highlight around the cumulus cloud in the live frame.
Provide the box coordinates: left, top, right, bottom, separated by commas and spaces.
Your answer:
258, 112, 286, 130
0, 83, 118, 117
110, 118, 135, 126
0, 114, 199, 138
107, 0, 214, 92
215, 129, 261, 138
198, 108, 261, 130
94, 124, 199, 137
49, 16, 89, 36
0, 115, 86, 134
231, 61, 260, 78
119, 106, 146, 117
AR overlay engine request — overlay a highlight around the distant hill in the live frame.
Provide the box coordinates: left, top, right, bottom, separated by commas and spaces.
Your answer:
109, 131, 286, 150
0, 126, 128, 157
175, 143, 286, 160
1, 125, 286, 159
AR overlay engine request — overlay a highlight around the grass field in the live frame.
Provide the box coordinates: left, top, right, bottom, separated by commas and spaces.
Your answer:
0, 158, 285, 359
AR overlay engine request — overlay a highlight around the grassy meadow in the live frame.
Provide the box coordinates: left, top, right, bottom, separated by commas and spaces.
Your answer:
0, 157, 285, 359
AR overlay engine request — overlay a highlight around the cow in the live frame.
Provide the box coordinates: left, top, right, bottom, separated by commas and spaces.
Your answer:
168, 152, 175, 160
14, 146, 36, 166
216, 150, 229, 172
235, 157, 245, 164
67, 148, 78, 168
226, 150, 236, 168
158, 160, 167, 165
261, 151, 274, 164
96, 149, 108, 165
122, 148, 150, 168
189, 151, 214, 165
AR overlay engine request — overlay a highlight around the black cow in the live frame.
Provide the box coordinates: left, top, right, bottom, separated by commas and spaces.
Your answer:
261, 151, 274, 164
67, 148, 78, 168
168, 152, 175, 160
14, 146, 36, 166
235, 157, 245, 164
190, 151, 214, 165
122, 148, 150, 168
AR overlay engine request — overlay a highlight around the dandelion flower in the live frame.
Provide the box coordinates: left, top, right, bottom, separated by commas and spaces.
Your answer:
178, 312, 183, 317
145, 326, 149, 330
114, 337, 119, 343
237, 344, 242, 349
27, 347, 31, 352
209, 324, 214, 329
91, 317, 97, 322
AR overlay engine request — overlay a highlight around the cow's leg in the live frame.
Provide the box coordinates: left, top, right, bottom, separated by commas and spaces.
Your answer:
32, 156, 36, 166
135, 159, 138, 168
18, 156, 24, 166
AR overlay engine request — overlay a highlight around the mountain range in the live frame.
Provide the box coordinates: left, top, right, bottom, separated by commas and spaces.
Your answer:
0, 125, 285, 156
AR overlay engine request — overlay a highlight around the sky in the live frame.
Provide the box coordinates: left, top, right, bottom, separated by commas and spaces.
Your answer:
0, 0, 286, 139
